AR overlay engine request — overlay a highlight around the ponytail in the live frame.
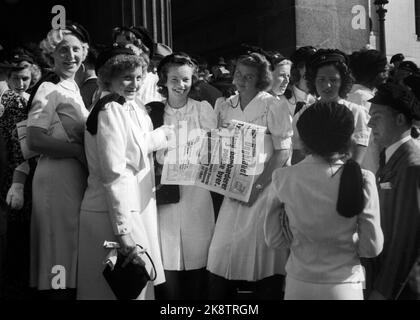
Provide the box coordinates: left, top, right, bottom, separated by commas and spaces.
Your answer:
336, 159, 364, 218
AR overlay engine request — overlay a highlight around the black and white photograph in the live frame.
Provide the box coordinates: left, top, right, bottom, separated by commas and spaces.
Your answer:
0, 0, 419, 306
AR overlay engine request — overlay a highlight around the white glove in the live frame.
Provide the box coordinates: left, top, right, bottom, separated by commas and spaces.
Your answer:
6, 183, 24, 210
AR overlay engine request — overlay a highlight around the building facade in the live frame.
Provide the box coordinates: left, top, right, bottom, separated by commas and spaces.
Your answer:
1, 0, 418, 65
368, 0, 420, 65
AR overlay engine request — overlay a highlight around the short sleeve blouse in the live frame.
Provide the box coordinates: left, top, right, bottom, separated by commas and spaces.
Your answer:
292, 98, 371, 150
217, 91, 292, 150
28, 79, 88, 144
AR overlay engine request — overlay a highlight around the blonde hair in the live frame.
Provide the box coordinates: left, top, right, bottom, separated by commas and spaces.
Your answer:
40, 29, 89, 65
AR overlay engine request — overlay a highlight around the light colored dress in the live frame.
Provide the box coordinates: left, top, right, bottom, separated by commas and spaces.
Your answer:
347, 84, 380, 174
292, 98, 371, 151
77, 94, 168, 300
158, 98, 217, 271
207, 91, 292, 281
264, 155, 384, 300
28, 79, 89, 289
277, 85, 316, 118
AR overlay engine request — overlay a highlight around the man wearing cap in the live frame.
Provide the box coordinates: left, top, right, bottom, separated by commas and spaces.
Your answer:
393, 61, 419, 87
367, 83, 420, 300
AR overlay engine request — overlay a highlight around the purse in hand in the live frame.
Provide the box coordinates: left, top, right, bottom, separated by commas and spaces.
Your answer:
103, 244, 157, 300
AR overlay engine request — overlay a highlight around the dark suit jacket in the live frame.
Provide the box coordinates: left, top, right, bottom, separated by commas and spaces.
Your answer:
372, 139, 420, 299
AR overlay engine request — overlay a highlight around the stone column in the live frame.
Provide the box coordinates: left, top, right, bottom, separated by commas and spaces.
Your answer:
121, 0, 172, 47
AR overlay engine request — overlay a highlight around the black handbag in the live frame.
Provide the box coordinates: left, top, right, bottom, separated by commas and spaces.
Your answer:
146, 101, 180, 205
102, 244, 157, 300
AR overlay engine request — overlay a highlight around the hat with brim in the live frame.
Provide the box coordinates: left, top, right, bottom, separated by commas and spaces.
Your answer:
66, 21, 91, 45
308, 51, 347, 70
368, 83, 420, 121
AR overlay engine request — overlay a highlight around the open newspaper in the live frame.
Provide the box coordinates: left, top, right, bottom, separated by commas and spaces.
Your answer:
161, 120, 267, 202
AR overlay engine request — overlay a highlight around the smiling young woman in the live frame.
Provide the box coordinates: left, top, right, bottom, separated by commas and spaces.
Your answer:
78, 47, 173, 300
292, 49, 371, 165
153, 53, 217, 300
26, 22, 90, 300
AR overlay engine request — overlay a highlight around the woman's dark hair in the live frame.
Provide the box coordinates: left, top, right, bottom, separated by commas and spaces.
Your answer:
235, 52, 272, 91
297, 101, 364, 218
289, 46, 317, 85
305, 49, 354, 99
349, 49, 388, 88
156, 52, 200, 98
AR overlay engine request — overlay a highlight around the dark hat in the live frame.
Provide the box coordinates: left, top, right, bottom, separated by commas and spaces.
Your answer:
297, 101, 355, 155
390, 53, 405, 64
66, 20, 91, 44
290, 46, 317, 66
404, 73, 420, 101
217, 57, 227, 66
267, 51, 286, 69
307, 49, 348, 71
398, 61, 419, 73
128, 26, 154, 57
368, 83, 420, 121
95, 45, 136, 73
10, 52, 34, 65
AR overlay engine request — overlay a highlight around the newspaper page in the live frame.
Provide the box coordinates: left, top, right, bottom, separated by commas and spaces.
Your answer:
161, 120, 267, 202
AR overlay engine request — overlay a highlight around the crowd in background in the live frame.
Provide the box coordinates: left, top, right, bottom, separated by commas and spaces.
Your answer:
0, 20, 420, 300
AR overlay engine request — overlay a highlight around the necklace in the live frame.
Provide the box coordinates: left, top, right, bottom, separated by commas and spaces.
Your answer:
228, 96, 240, 109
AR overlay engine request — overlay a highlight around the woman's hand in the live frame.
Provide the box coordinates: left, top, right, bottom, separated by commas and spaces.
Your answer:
117, 233, 146, 268
160, 125, 176, 150
6, 183, 24, 210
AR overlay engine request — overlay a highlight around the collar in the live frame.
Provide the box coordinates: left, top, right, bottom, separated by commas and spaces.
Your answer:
350, 84, 375, 96
164, 98, 191, 115
385, 135, 412, 163
292, 85, 313, 103
301, 154, 344, 166
227, 91, 267, 109
83, 75, 97, 84
99, 91, 136, 111
22, 91, 30, 101
100, 90, 111, 99
59, 78, 79, 92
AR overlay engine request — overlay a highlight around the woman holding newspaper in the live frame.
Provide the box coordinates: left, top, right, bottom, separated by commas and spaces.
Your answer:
207, 52, 292, 299
153, 53, 217, 300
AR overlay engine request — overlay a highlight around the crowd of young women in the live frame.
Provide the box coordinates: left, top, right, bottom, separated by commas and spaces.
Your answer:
0, 20, 418, 300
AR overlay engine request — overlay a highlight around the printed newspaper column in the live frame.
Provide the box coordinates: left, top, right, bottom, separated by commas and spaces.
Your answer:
195, 120, 267, 202
161, 120, 267, 202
